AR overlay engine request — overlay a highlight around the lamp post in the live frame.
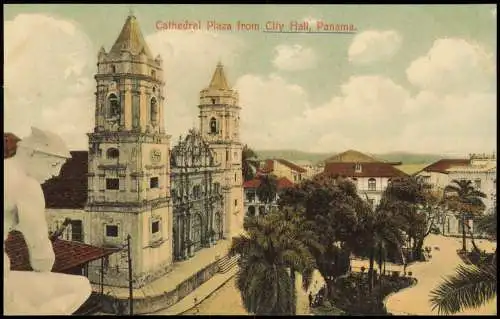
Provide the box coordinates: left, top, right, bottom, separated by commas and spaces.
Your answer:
126, 235, 133, 316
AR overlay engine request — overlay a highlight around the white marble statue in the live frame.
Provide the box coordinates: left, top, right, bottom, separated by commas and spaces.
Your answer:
3, 127, 92, 315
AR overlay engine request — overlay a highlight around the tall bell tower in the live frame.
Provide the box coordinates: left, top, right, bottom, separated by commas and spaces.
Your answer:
86, 14, 173, 287
198, 63, 244, 238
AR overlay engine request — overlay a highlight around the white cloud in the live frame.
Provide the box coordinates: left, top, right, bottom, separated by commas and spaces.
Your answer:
4, 15, 246, 150
272, 44, 318, 71
146, 30, 245, 140
237, 38, 496, 155
348, 30, 402, 64
4, 14, 95, 149
4, 14, 494, 156
235, 73, 310, 149
406, 38, 495, 94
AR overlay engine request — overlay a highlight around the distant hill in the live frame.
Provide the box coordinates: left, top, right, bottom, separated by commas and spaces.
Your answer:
255, 150, 331, 164
254, 149, 447, 165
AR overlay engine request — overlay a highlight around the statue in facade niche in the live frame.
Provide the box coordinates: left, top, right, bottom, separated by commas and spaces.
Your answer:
3, 127, 92, 315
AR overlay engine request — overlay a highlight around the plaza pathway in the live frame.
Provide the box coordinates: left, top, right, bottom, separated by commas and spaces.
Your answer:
385, 235, 497, 316
183, 269, 325, 315
180, 235, 496, 316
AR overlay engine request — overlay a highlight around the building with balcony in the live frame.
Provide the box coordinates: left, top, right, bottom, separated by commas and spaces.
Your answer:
243, 176, 294, 216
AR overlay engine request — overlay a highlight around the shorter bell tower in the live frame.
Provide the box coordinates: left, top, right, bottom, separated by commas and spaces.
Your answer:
198, 63, 244, 238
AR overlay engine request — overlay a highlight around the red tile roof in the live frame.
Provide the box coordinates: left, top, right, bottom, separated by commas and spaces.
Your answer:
42, 151, 89, 209
243, 176, 295, 189
322, 162, 408, 178
4, 231, 118, 273
420, 159, 470, 174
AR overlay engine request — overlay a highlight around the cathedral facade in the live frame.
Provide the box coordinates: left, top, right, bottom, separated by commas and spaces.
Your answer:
44, 14, 244, 288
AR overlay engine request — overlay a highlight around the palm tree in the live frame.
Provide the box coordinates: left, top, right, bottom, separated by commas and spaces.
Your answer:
444, 180, 487, 252
429, 263, 497, 315
354, 198, 406, 293
266, 206, 325, 308
256, 174, 278, 214
229, 214, 316, 315
242, 145, 259, 182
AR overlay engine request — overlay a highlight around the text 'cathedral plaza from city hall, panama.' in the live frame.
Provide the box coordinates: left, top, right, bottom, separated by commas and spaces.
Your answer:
37, 12, 245, 307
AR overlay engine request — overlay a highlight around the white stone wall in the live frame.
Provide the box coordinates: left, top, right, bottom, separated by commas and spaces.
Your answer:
448, 170, 496, 214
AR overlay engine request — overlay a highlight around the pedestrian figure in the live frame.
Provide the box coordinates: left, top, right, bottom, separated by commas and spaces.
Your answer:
308, 292, 313, 307
193, 296, 199, 314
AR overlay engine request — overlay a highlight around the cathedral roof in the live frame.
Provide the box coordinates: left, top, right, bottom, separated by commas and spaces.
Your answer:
109, 14, 153, 58
208, 62, 230, 90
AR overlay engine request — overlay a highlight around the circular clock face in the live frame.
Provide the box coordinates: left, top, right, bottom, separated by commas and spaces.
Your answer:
151, 149, 162, 162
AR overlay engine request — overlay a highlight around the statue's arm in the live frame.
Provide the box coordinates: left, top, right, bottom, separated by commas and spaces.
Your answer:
15, 179, 55, 272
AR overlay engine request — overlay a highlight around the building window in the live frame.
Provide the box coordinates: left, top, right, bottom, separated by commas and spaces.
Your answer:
150, 97, 158, 125
355, 163, 362, 173
211, 98, 216, 104
234, 199, 238, 206
210, 117, 217, 134
213, 183, 220, 194
474, 179, 482, 189
110, 65, 116, 73
106, 225, 119, 237
234, 173, 237, 182
106, 178, 120, 190
70, 220, 83, 242
152, 220, 160, 234
248, 206, 256, 216
150, 177, 159, 189
151, 69, 156, 79
226, 150, 229, 162
108, 93, 120, 118
106, 148, 119, 159
132, 79, 140, 91
368, 178, 376, 191
246, 192, 255, 202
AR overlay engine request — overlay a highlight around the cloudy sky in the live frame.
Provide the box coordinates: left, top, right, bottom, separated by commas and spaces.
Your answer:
4, 4, 497, 156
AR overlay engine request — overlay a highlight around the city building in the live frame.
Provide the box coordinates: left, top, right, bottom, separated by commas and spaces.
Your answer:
442, 153, 496, 237
42, 14, 244, 293
415, 159, 470, 194
321, 150, 408, 207
243, 176, 294, 216
259, 158, 308, 183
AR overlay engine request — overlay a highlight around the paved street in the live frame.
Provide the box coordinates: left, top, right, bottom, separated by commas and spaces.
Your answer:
183, 269, 325, 315
385, 235, 497, 316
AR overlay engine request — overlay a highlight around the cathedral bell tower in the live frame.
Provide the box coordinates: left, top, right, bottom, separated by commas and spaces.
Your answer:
86, 14, 173, 288
198, 63, 244, 238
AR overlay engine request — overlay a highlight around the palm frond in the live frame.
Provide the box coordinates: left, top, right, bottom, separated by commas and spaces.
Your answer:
429, 264, 497, 315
